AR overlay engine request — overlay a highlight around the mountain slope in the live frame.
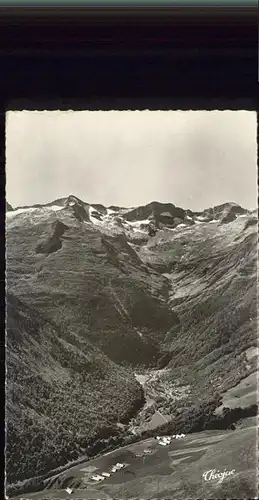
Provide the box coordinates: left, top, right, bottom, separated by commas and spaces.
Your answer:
134, 213, 257, 417
6, 196, 178, 367
6, 195, 257, 495
6, 293, 144, 484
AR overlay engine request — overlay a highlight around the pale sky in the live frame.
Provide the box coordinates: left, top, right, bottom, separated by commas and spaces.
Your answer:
5, 110, 257, 211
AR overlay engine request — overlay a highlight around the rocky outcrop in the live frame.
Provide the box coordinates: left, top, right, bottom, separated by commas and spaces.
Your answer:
244, 217, 257, 231
123, 201, 186, 223
35, 220, 69, 254
6, 202, 13, 211
91, 204, 107, 215
64, 195, 90, 222
203, 202, 248, 223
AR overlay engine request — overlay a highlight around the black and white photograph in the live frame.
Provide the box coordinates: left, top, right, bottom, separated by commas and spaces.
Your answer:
5, 110, 258, 500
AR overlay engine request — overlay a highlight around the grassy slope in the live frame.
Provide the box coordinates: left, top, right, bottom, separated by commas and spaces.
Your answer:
179, 425, 257, 500
10, 423, 257, 500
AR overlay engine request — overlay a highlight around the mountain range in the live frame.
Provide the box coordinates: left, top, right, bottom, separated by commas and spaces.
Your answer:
5, 195, 257, 497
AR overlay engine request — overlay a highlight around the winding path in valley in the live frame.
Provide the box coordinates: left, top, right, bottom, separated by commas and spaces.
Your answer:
132, 371, 171, 432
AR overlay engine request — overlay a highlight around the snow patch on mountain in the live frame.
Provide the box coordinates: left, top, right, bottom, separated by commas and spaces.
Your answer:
124, 219, 151, 233
196, 216, 208, 221
126, 219, 151, 227
6, 204, 65, 219
48, 205, 64, 212
6, 207, 38, 218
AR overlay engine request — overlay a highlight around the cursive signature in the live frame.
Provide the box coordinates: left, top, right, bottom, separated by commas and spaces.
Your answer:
203, 468, 235, 484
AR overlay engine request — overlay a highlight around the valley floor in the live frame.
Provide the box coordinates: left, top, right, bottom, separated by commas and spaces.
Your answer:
129, 371, 173, 432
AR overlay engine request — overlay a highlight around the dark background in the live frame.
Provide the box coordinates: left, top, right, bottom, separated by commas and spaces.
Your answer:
0, 5, 257, 109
